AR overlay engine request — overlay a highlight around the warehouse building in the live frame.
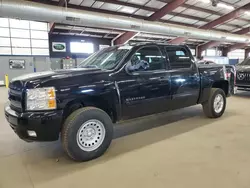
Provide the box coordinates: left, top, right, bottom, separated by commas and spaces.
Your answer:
1, 0, 250, 187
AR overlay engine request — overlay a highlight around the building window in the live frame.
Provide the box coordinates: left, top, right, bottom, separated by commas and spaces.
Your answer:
228, 49, 245, 59
201, 50, 205, 57
11, 38, 31, 48
0, 37, 11, 47
0, 28, 10, 37
11, 29, 30, 38
70, 42, 94, 54
206, 49, 216, 56
31, 30, 48, 39
32, 48, 49, 56
30, 21, 48, 31
9, 19, 29, 29
0, 47, 11, 55
31, 39, 49, 48
190, 49, 196, 56
12, 48, 31, 55
0, 18, 9, 27
0, 18, 49, 56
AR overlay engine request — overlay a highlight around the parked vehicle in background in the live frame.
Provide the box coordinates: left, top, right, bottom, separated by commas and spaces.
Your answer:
5, 43, 233, 162
235, 57, 250, 92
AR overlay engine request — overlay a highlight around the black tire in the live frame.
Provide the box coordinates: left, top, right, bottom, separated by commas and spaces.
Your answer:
61, 107, 113, 162
202, 88, 226, 118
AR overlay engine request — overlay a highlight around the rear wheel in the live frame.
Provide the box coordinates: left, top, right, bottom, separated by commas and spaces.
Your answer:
61, 107, 113, 161
202, 88, 226, 118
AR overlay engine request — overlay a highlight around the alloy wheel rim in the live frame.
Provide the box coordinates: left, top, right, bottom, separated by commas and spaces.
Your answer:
213, 94, 224, 113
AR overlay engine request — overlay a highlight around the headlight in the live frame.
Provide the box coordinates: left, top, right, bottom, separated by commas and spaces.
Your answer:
26, 87, 56, 111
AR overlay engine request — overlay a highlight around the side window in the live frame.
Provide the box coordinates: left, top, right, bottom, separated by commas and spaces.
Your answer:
165, 47, 192, 69
130, 46, 166, 71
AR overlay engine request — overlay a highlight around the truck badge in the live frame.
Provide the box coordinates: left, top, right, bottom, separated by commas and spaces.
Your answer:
126, 96, 145, 102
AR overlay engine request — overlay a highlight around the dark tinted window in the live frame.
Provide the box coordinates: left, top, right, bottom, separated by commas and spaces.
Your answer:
131, 46, 166, 71
165, 47, 192, 69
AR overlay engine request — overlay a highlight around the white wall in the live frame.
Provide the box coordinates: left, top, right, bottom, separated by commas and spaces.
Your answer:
0, 56, 51, 84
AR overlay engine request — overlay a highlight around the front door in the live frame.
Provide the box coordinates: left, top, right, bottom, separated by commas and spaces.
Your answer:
165, 46, 200, 109
117, 45, 171, 119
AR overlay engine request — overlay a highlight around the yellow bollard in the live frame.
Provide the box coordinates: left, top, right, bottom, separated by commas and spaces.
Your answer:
5, 74, 9, 88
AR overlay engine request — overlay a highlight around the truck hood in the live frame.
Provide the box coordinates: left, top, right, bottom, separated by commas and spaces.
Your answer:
10, 68, 109, 89
236, 65, 250, 73
12, 68, 103, 82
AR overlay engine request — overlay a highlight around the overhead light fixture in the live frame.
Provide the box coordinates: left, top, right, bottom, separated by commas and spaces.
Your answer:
217, 3, 235, 10
197, 0, 235, 10
198, 0, 210, 3
245, 11, 250, 16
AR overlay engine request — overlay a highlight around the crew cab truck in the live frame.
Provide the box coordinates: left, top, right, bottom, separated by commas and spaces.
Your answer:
5, 43, 230, 161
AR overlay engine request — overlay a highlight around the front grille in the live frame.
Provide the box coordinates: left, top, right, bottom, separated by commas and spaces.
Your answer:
9, 81, 23, 112
236, 72, 250, 84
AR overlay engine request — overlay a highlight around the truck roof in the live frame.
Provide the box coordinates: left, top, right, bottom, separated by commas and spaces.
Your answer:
126, 42, 188, 48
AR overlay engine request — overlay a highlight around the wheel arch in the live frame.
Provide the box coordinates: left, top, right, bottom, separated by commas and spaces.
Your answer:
212, 80, 229, 96
198, 80, 229, 104
62, 96, 118, 124
202, 87, 226, 118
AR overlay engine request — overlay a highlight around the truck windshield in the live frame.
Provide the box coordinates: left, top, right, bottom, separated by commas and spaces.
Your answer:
239, 58, 250, 65
78, 46, 130, 70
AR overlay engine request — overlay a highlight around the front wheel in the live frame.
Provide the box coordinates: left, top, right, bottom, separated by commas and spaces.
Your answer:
61, 107, 113, 161
202, 88, 226, 118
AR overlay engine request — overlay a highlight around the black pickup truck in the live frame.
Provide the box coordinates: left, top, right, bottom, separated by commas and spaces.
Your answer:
5, 43, 231, 161
235, 57, 250, 91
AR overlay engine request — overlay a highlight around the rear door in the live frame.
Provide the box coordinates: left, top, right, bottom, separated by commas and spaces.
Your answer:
165, 46, 200, 109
